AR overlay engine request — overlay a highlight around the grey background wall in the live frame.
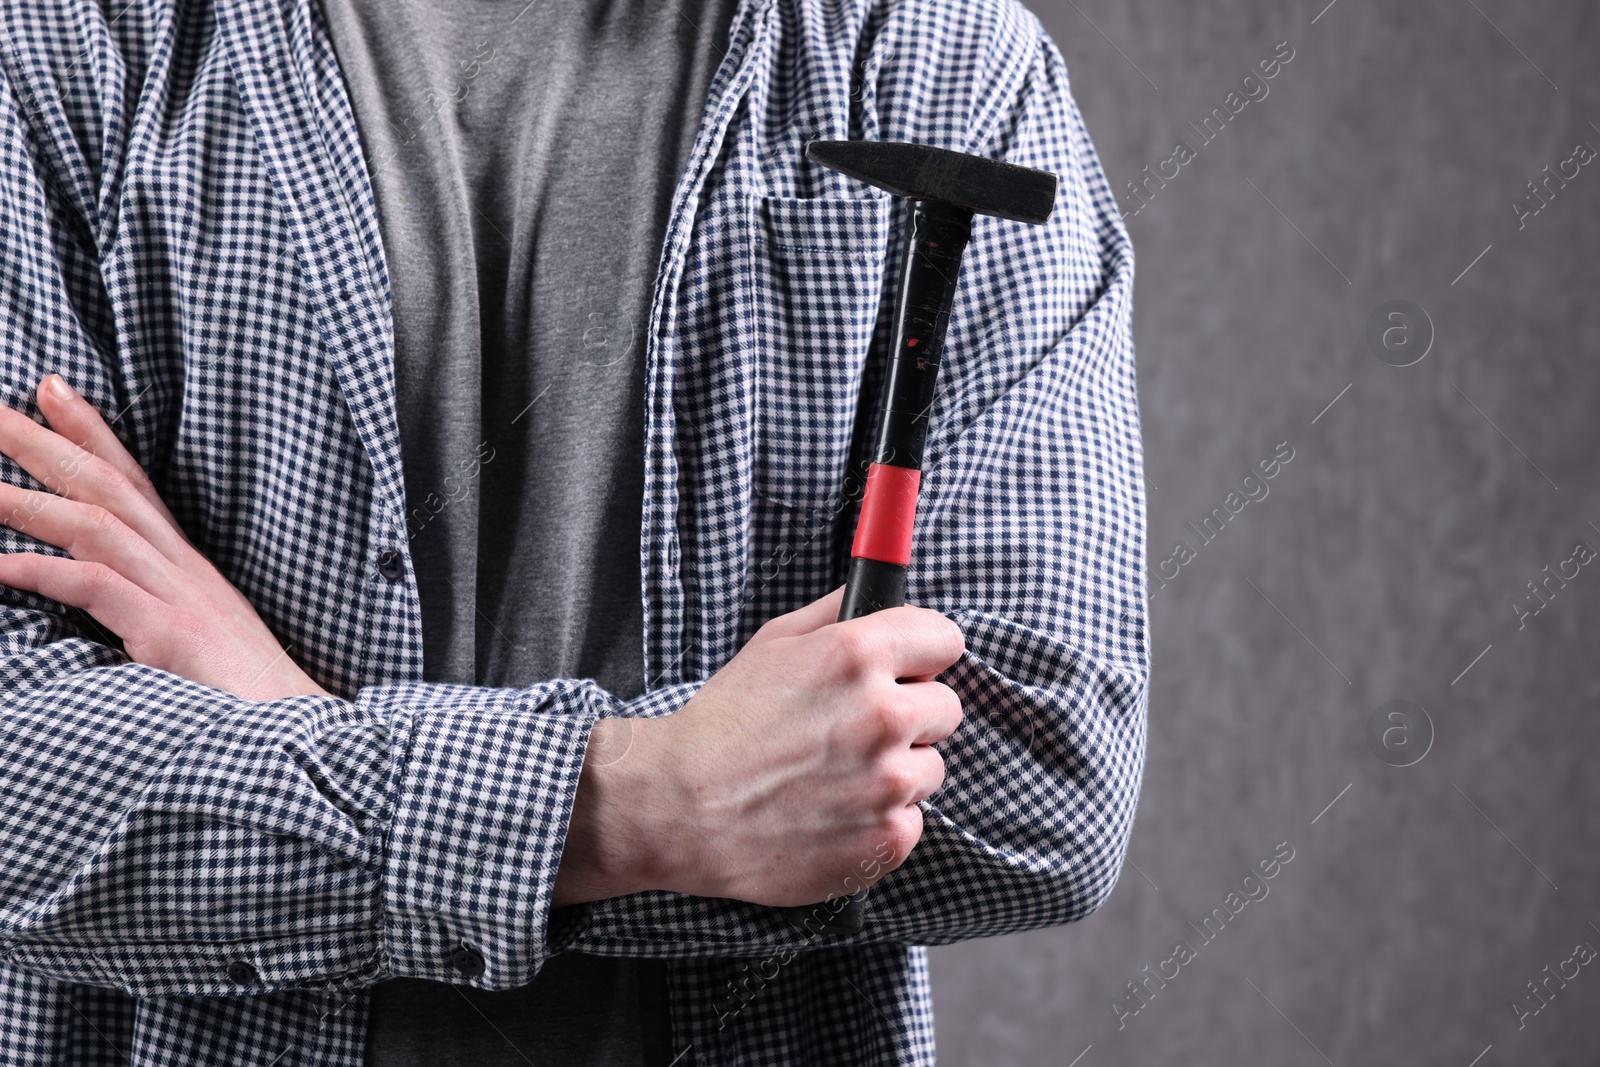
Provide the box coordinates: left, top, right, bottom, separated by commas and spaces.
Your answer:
931, 2, 1600, 1064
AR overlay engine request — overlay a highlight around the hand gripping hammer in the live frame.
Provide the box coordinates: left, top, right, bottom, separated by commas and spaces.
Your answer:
781, 140, 1057, 936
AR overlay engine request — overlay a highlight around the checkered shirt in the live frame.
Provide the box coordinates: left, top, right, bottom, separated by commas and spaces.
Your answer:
0, 0, 1147, 1061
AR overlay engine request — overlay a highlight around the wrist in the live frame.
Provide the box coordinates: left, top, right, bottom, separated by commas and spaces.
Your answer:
554, 716, 681, 906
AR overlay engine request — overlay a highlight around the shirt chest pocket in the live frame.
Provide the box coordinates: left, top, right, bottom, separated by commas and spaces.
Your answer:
743, 193, 895, 514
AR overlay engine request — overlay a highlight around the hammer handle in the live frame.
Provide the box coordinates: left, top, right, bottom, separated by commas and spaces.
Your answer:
779, 556, 906, 937
781, 199, 975, 938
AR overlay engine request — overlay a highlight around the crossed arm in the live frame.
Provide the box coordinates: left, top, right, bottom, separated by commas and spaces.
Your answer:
0, 375, 967, 916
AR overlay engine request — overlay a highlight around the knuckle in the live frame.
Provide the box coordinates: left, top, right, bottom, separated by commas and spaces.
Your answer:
867, 690, 911, 743
915, 606, 962, 647
753, 613, 789, 644
121, 460, 155, 493
83, 454, 123, 493
826, 627, 876, 676
3, 502, 34, 532
160, 607, 209, 659
934, 613, 964, 656
938, 683, 964, 725
79, 560, 119, 595
67, 505, 126, 560
882, 809, 923, 863
877, 761, 917, 806
126, 609, 194, 670
84, 503, 122, 535
923, 751, 948, 797
167, 610, 209, 654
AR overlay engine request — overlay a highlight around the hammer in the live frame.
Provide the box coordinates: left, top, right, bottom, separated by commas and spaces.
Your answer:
782, 140, 1057, 936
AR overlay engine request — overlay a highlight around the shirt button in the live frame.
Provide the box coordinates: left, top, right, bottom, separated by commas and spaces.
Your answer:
450, 944, 486, 978
377, 550, 405, 582
227, 960, 259, 986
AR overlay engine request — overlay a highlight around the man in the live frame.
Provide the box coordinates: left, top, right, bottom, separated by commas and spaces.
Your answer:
0, 0, 1147, 1063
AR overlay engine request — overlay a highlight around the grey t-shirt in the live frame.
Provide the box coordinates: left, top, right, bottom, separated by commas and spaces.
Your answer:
314, 0, 740, 1062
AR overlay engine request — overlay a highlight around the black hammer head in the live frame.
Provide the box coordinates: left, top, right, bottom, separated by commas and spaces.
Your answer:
804, 140, 1056, 224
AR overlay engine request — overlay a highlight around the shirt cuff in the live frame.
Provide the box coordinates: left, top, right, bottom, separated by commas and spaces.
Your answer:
374, 678, 606, 989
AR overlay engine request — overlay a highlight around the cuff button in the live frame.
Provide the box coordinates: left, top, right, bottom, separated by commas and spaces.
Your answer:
450, 943, 486, 978
226, 960, 259, 986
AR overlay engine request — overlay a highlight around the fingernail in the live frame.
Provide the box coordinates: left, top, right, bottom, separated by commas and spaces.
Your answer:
46, 374, 75, 402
